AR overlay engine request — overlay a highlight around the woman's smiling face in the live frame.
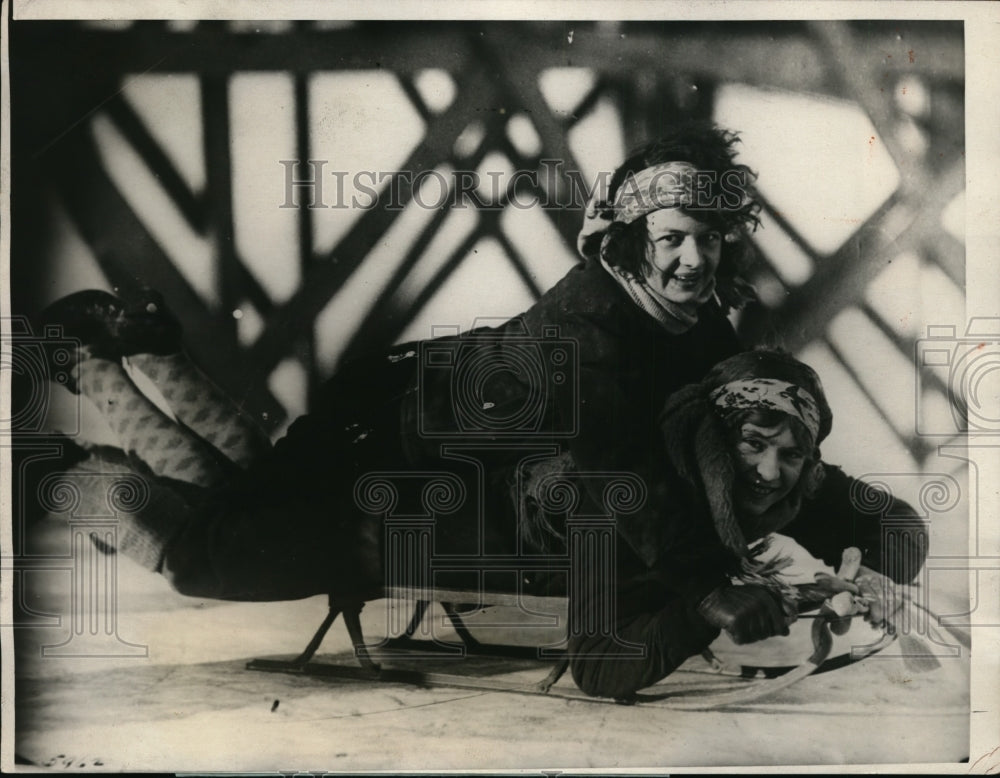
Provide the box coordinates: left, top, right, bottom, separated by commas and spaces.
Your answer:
643, 208, 722, 304
732, 418, 807, 517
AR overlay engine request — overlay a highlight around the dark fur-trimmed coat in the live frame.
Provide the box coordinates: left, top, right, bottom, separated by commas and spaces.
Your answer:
161, 259, 741, 600
562, 460, 928, 699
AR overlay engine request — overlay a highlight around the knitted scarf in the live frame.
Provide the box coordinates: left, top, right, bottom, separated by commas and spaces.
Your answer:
599, 257, 715, 334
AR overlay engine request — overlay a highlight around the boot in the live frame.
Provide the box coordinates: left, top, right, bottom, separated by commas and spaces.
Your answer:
35, 289, 183, 392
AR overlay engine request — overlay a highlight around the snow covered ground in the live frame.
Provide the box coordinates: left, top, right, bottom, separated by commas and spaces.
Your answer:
12, 534, 970, 772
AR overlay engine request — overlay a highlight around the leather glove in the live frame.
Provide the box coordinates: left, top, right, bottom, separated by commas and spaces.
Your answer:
697, 584, 791, 645
854, 565, 903, 629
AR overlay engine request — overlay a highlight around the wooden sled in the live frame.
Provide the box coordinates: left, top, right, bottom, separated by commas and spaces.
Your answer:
245, 586, 899, 709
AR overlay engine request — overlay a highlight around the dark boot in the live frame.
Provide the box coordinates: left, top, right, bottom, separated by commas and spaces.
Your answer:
35, 289, 183, 392
115, 288, 184, 358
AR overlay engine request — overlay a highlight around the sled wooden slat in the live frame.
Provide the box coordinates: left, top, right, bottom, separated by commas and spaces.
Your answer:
382, 585, 567, 611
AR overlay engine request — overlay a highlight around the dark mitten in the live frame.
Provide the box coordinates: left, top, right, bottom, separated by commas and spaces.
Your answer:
697, 584, 790, 644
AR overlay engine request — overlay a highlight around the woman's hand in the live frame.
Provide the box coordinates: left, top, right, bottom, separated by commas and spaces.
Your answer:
697, 584, 791, 644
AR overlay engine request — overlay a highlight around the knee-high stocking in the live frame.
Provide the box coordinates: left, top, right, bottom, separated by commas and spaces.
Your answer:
127, 352, 271, 469
74, 357, 227, 488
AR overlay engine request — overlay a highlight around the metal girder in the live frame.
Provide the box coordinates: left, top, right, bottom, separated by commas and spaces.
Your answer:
12, 18, 964, 434
739, 161, 965, 355
15, 21, 962, 86
46, 130, 287, 426
103, 96, 206, 234
201, 74, 240, 347
244, 60, 495, 375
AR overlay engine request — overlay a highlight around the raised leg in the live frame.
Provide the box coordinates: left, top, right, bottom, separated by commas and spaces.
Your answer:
128, 352, 271, 469
75, 358, 227, 488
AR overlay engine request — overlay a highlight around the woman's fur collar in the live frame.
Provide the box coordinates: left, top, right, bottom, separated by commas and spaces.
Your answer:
663, 395, 804, 560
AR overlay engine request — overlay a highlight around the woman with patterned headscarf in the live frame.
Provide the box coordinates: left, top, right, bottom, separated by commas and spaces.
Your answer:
517, 349, 926, 699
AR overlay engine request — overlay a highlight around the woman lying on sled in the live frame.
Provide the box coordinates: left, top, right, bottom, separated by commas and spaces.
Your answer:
29, 330, 924, 701
517, 348, 925, 699
31, 122, 759, 600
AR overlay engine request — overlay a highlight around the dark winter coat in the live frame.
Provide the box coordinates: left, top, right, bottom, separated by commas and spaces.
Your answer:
393, 257, 742, 565
564, 463, 928, 699
159, 259, 741, 601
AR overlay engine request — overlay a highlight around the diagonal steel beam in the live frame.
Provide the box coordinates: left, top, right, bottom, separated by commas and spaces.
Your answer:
104, 83, 278, 323
807, 20, 934, 197
103, 94, 207, 234
47, 129, 287, 428
493, 227, 545, 301
478, 29, 590, 250
380, 225, 488, 346
739, 161, 965, 353
338, 127, 507, 364
245, 57, 493, 375
336, 199, 459, 365
823, 333, 934, 465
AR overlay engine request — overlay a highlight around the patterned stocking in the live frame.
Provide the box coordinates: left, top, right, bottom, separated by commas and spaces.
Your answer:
127, 352, 271, 469
74, 357, 227, 488
42, 443, 193, 571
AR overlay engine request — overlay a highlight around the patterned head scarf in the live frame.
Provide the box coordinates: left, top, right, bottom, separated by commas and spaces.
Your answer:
708, 378, 823, 448
659, 350, 834, 559
610, 161, 701, 224
576, 161, 750, 261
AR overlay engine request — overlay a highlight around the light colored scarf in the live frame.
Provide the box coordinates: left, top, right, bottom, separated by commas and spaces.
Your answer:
575, 160, 746, 262
600, 256, 715, 334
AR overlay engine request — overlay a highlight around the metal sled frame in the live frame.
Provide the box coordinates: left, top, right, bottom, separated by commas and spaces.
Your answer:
247, 588, 574, 691
245, 587, 873, 708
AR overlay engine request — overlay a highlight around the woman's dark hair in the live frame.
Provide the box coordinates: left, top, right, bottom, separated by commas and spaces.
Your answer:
599, 120, 761, 311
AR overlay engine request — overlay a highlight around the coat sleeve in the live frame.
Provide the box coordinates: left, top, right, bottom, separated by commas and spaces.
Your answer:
567, 461, 930, 699
782, 464, 929, 584
567, 571, 726, 699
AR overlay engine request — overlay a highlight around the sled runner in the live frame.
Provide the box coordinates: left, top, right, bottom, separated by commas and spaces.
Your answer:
244, 585, 939, 709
